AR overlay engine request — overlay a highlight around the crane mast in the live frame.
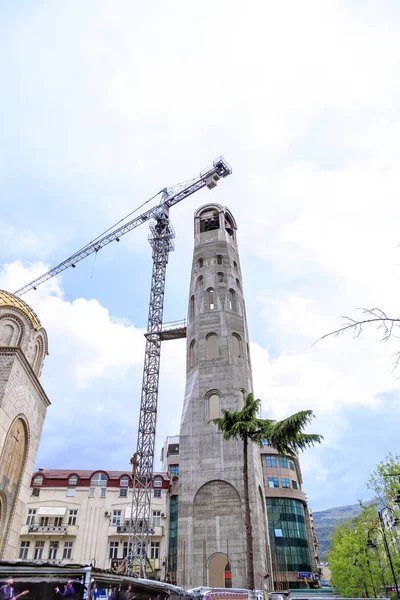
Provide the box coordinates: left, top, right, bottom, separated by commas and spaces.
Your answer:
13, 157, 232, 579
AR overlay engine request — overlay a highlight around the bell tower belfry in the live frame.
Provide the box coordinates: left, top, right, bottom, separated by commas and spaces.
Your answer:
0, 290, 50, 559
178, 204, 268, 589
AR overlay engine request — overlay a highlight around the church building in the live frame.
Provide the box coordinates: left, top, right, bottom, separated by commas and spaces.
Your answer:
0, 290, 50, 559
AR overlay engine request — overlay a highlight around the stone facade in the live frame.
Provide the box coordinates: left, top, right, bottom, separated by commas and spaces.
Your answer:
178, 204, 269, 589
0, 290, 50, 559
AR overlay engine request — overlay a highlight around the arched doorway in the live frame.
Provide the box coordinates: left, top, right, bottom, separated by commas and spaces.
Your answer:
0, 417, 28, 556
208, 552, 230, 588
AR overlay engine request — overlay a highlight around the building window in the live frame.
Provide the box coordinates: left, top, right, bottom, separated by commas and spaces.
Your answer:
268, 477, 279, 488
289, 460, 295, 471
109, 542, 119, 559
26, 509, 36, 525
120, 488, 128, 498
282, 478, 290, 488
169, 465, 179, 476
34, 541, 44, 560
274, 528, 283, 537
217, 255, 223, 265
68, 475, 78, 486
150, 541, 160, 560
198, 258, 203, 268
112, 510, 122, 526
91, 472, 108, 486
189, 339, 196, 368
207, 392, 221, 421
236, 278, 241, 289
190, 295, 195, 320
206, 333, 218, 359
68, 510, 78, 526
40, 516, 49, 526
63, 541, 73, 560
154, 477, 163, 488
292, 480, 298, 490
229, 289, 236, 311
123, 542, 133, 558
207, 288, 215, 310
48, 541, 59, 560
120, 476, 129, 487
152, 511, 161, 527
31, 488, 40, 497
54, 517, 63, 527
231, 333, 242, 358
217, 272, 224, 283
233, 261, 237, 268
66, 488, 76, 497
19, 541, 30, 559
100, 487, 107, 498
279, 457, 288, 469
154, 489, 161, 498
89, 487, 95, 498
197, 275, 203, 287
33, 475, 43, 486
266, 456, 277, 468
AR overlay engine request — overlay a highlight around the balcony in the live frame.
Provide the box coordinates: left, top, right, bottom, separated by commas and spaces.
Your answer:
28, 525, 68, 534
109, 525, 164, 537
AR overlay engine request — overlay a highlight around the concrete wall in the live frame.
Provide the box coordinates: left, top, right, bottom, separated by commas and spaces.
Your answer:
178, 204, 268, 589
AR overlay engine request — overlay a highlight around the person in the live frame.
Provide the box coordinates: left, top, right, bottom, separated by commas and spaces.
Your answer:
0, 578, 15, 600
55, 581, 75, 597
110, 589, 118, 600
124, 586, 135, 600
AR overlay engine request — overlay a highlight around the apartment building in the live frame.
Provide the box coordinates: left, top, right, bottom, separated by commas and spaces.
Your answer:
17, 468, 170, 578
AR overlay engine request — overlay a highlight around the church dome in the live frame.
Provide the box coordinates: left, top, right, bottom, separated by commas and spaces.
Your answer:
0, 289, 42, 331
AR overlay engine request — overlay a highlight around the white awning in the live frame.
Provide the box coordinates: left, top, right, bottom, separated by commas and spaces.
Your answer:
37, 507, 66, 516
125, 506, 145, 521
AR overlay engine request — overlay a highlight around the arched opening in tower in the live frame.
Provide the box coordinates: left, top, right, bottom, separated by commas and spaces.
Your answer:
199, 209, 220, 233
224, 213, 235, 237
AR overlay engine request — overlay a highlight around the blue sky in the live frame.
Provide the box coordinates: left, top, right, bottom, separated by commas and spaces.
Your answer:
2, 1, 400, 511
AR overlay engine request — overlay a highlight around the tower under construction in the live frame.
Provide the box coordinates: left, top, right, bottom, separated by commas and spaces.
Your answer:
178, 203, 269, 589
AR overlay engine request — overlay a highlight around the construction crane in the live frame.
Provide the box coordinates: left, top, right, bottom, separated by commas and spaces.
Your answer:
14, 157, 232, 578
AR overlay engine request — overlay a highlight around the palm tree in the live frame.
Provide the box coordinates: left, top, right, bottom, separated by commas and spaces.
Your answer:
211, 393, 323, 590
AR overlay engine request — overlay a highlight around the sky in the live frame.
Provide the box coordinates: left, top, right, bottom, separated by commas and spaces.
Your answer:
1, 1, 400, 512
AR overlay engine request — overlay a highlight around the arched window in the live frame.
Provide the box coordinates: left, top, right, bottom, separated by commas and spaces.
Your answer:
229, 289, 236, 311
198, 258, 203, 268
217, 272, 224, 283
190, 295, 195, 320
0, 323, 14, 345
189, 340, 196, 368
91, 472, 108, 487
32, 337, 44, 375
68, 475, 78, 486
206, 333, 218, 359
236, 278, 241, 289
217, 255, 223, 265
207, 288, 215, 310
241, 389, 247, 405
231, 333, 242, 358
197, 276, 204, 287
154, 477, 163, 488
233, 261, 237, 268
33, 475, 43, 486
120, 476, 129, 487
247, 343, 250, 361
206, 391, 221, 421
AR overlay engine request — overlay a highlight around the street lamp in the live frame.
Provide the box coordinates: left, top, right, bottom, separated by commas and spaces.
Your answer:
366, 510, 400, 599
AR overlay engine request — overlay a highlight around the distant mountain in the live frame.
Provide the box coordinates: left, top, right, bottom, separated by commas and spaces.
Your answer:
313, 503, 368, 558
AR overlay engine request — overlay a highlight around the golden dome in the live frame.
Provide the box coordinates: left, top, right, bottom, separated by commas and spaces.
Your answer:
0, 289, 42, 331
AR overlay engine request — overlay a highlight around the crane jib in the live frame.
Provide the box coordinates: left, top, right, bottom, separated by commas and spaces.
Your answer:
14, 157, 232, 297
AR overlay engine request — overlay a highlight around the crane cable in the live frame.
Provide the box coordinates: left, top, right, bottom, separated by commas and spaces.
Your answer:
71, 189, 164, 257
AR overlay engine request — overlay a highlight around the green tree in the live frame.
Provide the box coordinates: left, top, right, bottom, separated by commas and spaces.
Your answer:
329, 502, 400, 598
212, 393, 323, 590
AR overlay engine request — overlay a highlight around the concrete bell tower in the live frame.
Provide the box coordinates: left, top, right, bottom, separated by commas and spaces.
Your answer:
0, 290, 50, 559
178, 204, 268, 589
